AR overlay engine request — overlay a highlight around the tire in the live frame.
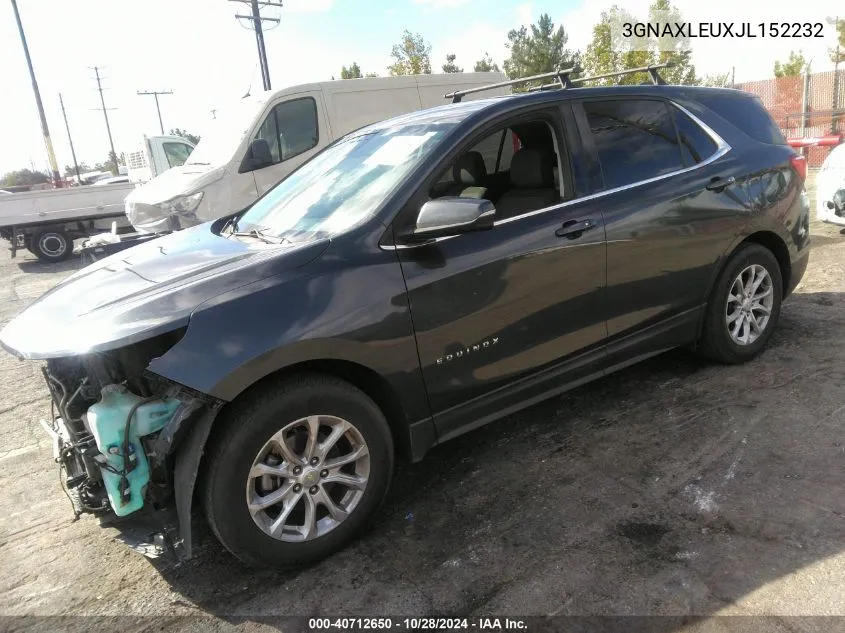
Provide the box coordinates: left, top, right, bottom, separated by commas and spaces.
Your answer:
30, 228, 72, 262
202, 374, 394, 568
698, 243, 783, 364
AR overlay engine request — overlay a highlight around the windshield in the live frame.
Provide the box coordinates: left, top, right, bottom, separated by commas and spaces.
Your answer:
235, 120, 455, 240
186, 98, 267, 166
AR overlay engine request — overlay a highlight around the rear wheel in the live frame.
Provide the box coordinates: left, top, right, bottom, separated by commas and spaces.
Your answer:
202, 374, 394, 568
698, 243, 783, 364
30, 228, 72, 262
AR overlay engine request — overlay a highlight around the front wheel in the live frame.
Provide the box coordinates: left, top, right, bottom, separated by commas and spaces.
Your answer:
202, 374, 394, 568
698, 243, 783, 364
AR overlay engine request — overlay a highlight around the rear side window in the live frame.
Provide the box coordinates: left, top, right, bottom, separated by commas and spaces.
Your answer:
671, 106, 718, 166
583, 99, 684, 190
696, 95, 786, 145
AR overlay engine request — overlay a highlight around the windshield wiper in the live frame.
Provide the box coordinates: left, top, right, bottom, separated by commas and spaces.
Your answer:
186, 161, 211, 165
230, 227, 290, 244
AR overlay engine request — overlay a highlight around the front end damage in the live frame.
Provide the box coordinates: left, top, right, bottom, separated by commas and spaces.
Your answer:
38, 329, 221, 559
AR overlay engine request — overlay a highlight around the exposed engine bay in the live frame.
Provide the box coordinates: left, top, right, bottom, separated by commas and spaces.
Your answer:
40, 328, 220, 556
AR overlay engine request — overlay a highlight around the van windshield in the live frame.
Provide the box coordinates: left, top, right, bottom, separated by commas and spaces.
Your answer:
185, 98, 267, 166
234, 120, 455, 240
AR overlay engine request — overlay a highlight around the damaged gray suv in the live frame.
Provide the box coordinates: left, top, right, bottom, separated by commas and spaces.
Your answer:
0, 68, 811, 568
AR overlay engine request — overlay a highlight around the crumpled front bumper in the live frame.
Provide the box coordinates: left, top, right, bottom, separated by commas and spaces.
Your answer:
125, 200, 201, 234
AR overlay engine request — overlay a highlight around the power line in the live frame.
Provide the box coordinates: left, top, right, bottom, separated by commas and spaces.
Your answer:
229, 0, 283, 91
137, 90, 173, 134
11, 0, 62, 187
90, 65, 118, 173
58, 94, 80, 182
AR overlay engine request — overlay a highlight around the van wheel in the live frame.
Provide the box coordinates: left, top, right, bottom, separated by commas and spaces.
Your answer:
202, 374, 394, 568
30, 229, 72, 262
698, 243, 783, 364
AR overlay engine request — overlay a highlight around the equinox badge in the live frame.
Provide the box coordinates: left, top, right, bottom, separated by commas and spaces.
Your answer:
436, 337, 499, 365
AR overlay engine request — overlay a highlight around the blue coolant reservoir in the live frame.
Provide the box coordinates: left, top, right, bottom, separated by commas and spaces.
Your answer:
86, 385, 180, 516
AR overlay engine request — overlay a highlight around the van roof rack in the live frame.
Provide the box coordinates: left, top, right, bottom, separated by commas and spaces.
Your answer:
444, 63, 673, 103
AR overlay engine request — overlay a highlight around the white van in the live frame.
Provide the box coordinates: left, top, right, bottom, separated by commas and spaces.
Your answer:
125, 72, 507, 233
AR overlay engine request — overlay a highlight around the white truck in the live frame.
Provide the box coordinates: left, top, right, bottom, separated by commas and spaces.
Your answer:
0, 135, 195, 262
125, 72, 507, 233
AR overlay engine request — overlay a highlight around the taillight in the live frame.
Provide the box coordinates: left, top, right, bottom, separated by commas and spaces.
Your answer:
790, 154, 807, 182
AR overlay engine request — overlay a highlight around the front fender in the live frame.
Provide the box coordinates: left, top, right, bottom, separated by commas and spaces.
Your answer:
146, 250, 430, 424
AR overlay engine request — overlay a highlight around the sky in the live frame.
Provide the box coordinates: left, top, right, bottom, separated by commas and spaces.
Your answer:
1, 0, 842, 175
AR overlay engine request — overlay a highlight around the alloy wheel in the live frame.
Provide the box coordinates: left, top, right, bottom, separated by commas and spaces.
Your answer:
725, 264, 774, 346
245, 415, 370, 542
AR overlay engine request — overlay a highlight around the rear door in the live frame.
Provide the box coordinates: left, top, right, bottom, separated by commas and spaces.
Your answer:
572, 96, 747, 358
251, 92, 328, 195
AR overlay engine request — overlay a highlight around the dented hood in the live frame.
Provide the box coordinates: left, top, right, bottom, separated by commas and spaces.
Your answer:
0, 225, 329, 360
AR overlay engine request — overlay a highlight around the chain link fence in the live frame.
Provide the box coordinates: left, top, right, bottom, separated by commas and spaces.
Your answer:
735, 69, 845, 168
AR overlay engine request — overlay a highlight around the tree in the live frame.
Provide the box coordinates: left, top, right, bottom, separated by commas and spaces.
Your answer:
388, 30, 432, 75
828, 17, 844, 64
64, 162, 92, 176
774, 50, 807, 77
503, 13, 581, 90
170, 128, 201, 145
442, 53, 463, 73
474, 53, 500, 73
648, 0, 697, 85
700, 72, 731, 88
582, 1, 697, 86
2, 168, 49, 187
341, 62, 363, 79
582, 6, 641, 85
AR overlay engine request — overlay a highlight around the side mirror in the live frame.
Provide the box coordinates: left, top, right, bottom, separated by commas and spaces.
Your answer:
401, 197, 496, 243
239, 138, 274, 173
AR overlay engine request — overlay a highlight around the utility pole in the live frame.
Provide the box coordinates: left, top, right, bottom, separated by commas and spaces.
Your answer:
91, 65, 118, 174
230, 0, 283, 91
58, 94, 80, 182
137, 90, 173, 134
11, 0, 62, 187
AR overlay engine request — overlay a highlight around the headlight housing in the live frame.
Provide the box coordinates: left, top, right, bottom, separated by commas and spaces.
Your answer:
157, 191, 204, 215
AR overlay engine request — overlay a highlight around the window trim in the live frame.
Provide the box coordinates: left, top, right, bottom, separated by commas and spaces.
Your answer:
383, 100, 730, 250
255, 96, 320, 166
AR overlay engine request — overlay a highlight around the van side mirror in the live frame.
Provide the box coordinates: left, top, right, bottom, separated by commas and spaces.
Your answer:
401, 197, 496, 243
239, 138, 274, 173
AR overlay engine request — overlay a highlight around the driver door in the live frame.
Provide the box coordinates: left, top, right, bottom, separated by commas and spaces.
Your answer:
393, 106, 609, 441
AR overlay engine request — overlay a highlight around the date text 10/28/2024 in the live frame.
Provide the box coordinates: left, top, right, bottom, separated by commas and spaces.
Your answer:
308, 618, 528, 631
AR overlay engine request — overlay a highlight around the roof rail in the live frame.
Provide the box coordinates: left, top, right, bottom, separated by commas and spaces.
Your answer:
444, 67, 579, 103
445, 63, 673, 103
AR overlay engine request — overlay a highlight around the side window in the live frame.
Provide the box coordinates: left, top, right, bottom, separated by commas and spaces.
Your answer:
583, 99, 684, 190
671, 106, 718, 166
254, 97, 319, 165
428, 118, 563, 221
162, 142, 193, 168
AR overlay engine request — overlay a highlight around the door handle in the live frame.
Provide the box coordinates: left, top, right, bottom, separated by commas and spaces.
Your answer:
555, 219, 596, 239
706, 175, 736, 191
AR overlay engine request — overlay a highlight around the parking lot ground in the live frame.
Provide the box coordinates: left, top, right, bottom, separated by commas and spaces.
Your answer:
1, 200, 845, 628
